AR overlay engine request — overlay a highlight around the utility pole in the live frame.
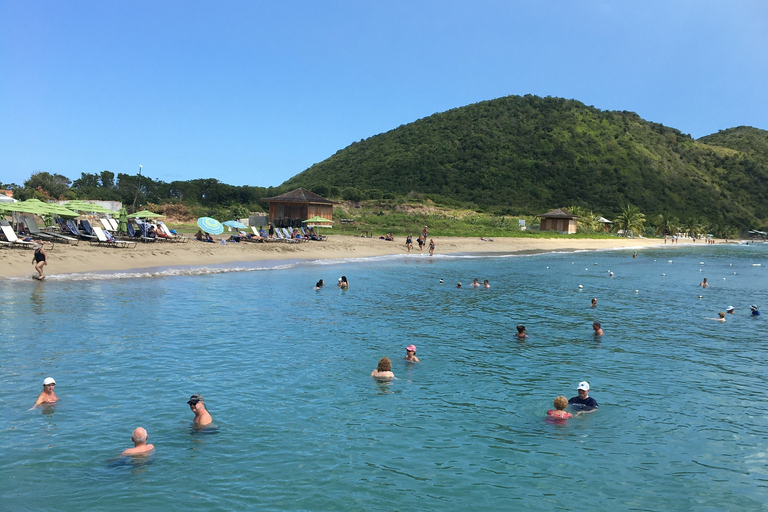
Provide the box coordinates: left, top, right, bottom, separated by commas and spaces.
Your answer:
132, 165, 142, 209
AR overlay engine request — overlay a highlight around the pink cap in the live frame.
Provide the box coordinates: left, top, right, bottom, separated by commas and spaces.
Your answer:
406, 345, 417, 353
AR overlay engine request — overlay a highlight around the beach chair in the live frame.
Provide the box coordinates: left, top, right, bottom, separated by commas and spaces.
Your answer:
66, 220, 97, 242
273, 228, 296, 243
92, 225, 135, 248
127, 221, 156, 243
100, 218, 114, 232
157, 221, 189, 243
107, 218, 120, 232
0, 220, 37, 249
21, 214, 75, 245
250, 226, 273, 242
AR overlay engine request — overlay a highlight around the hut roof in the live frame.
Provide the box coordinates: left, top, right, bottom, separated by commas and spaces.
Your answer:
262, 188, 336, 204
536, 208, 580, 219
597, 216, 613, 224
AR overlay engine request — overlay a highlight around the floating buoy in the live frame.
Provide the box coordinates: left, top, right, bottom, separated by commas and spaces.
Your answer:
753, 264, 762, 267
594, 263, 598, 266
608, 272, 614, 277
635, 290, 639, 293
439, 279, 444, 283
733, 272, 736, 275
585, 268, 589, 271
700, 262, 704, 265
578, 285, 583, 289
546, 266, 549, 269
662, 273, 666, 276
698, 295, 703, 299
668, 260, 673, 263
699, 269, 703, 272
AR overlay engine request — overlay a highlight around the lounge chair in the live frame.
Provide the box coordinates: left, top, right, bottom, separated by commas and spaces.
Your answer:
273, 228, 296, 243
66, 220, 97, 242
127, 221, 156, 243
0, 220, 37, 249
157, 221, 189, 243
21, 214, 76, 245
92, 225, 135, 248
100, 218, 114, 232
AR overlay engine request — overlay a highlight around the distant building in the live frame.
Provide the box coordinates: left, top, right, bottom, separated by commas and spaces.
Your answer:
596, 216, 613, 233
537, 208, 579, 234
262, 188, 336, 228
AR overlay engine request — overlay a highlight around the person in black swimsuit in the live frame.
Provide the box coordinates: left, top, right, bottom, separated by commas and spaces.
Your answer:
32, 241, 48, 279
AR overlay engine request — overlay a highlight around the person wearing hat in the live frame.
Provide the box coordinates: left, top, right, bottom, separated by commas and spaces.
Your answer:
751, 305, 760, 317
120, 427, 155, 457
35, 377, 58, 405
726, 306, 735, 314
404, 345, 419, 363
31, 240, 49, 280
187, 394, 212, 425
568, 381, 598, 414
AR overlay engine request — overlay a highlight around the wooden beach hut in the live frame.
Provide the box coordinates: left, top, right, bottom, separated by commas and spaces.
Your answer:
596, 216, 613, 233
262, 188, 336, 228
537, 208, 579, 234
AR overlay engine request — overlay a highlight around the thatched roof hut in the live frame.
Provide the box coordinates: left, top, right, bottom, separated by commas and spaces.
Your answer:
536, 208, 579, 234
262, 188, 336, 228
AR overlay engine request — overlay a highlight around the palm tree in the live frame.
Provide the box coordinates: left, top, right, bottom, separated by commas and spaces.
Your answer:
568, 205, 598, 232
614, 204, 646, 237
683, 217, 705, 238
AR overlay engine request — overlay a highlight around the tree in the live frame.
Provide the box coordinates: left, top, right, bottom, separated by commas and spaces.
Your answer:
24, 172, 72, 198
614, 204, 645, 237
651, 213, 680, 236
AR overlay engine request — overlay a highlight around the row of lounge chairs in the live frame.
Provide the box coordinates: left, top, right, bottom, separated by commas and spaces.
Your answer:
226, 226, 326, 244
0, 219, 46, 249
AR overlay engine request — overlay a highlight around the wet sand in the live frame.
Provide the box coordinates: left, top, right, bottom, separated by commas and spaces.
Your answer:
0, 235, 697, 279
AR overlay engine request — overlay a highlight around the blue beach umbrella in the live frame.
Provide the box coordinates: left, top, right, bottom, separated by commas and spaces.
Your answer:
197, 217, 224, 235
222, 220, 248, 230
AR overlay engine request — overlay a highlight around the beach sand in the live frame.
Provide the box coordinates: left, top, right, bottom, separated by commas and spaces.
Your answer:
0, 236, 698, 279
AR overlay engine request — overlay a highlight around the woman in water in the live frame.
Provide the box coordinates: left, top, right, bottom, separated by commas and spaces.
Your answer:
32, 241, 48, 280
404, 345, 419, 362
338, 276, 349, 289
371, 357, 395, 380
546, 396, 573, 420
515, 325, 528, 339
315, 279, 324, 289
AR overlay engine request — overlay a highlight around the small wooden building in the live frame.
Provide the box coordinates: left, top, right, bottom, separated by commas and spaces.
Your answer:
596, 216, 613, 233
262, 188, 335, 228
537, 208, 579, 234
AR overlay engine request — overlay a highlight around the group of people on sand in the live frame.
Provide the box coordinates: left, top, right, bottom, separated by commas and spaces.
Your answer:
371, 345, 420, 379
403, 229, 435, 256
34, 377, 212, 457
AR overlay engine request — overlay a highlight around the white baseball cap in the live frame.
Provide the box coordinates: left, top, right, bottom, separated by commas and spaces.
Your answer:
726, 306, 734, 312
43, 377, 56, 385
577, 381, 590, 391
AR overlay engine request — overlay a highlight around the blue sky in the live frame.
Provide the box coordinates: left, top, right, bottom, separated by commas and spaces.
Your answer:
2, 1, 766, 188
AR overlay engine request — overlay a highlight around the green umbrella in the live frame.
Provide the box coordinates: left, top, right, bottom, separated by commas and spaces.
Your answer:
63, 200, 114, 214
303, 215, 334, 225
118, 207, 128, 233
128, 210, 164, 218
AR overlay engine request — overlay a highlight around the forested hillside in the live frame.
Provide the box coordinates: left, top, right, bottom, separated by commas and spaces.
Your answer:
284, 95, 768, 228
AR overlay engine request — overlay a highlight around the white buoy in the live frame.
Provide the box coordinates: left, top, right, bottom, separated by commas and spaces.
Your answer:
585, 268, 589, 271
594, 263, 598, 266
662, 273, 666, 276
578, 285, 583, 289
635, 290, 639, 293
668, 260, 673, 263
439, 279, 443, 283
733, 272, 736, 275
699, 269, 703, 272
546, 266, 549, 269
698, 295, 703, 299
700, 262, 704, 265
753, 264, 762, 267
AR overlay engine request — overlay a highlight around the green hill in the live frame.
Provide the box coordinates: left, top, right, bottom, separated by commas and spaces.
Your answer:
283, 95, 768, 228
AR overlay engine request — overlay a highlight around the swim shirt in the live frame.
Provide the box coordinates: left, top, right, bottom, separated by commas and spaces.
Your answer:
568, 396, 598, 410
752, 311, 760, 316
547, 410, 573, 419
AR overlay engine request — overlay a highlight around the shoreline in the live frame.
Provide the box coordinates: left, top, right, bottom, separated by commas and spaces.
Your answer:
0, 235, 707, 279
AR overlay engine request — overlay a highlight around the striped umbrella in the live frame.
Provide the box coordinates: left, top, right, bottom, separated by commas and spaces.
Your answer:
222, 220, 248, 230
197, 217, 224, 235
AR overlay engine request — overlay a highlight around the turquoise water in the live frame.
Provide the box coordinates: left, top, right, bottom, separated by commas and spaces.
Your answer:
2, 244, 767, 511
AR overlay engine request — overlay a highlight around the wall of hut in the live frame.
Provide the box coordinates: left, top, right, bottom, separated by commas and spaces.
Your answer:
268, 202, 333, 227
540, 218, 577, 234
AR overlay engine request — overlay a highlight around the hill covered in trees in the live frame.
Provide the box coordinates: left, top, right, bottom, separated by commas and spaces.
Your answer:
284, 95, 768, 229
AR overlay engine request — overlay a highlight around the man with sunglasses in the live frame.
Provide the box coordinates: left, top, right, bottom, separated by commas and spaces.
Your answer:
187, 394, 213, 425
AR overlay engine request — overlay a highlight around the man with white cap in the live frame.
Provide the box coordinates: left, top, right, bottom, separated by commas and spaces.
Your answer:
751, 305, 760, 317
35, 377, 58, 405
568, 381, 598, 414
726, 306, 735, 315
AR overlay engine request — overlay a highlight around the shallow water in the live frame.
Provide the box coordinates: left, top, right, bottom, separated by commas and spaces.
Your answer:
2, 244, 767, 511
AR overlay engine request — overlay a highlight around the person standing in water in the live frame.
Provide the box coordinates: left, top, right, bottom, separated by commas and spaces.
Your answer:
592, 321, 604, 336
187, 394, 213, 425
700, 278, 709, 288
404, 345, 419, 362
338, 276, 349, 289
591, 298, 598, 308
428, 239, 435, 256
568, 381, 598, 414
120, 427, 155, 456
35, 377, 58, 405
32, 241, 48, 280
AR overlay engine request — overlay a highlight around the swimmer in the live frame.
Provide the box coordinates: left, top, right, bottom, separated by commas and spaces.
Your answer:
590, 297, 598, 308
371, 357, 395, 380
470, 278, 481, 287
483, 279, 490, 288
608, 271, 614, 277
751, 305, 760, 317
35, 377, 58, 405
726, 306, 735, 314
120, 427, 155, 456
700, 278, 708, 288
187, 394, 213, 425
338, 276, 349, 289
456, 282, 462, 288
515, 325, 528, 339
568, 381, 598, 414
315, 279, 324, 289
404, 345, 419, 363
547, 396, 573, 420
592, 321, 604, 336
632, 252, 637, 258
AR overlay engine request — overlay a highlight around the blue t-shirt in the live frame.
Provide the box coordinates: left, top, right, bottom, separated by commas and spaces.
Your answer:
568, 396, 598, 410
752, 310, 760, 316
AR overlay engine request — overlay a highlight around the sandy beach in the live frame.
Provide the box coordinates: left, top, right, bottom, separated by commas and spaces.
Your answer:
0, 235, 703, 279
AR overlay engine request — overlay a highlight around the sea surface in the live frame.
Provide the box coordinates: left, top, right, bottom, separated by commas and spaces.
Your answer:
1, 243, 767, 511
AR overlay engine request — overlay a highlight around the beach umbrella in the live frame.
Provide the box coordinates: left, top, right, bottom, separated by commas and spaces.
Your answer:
198, 217, 224, 235
118, 207, 128, 233
303, 215, 334, 226
63, 200, 115, 214
128, 209, 164, 218
222, 220, 248, 230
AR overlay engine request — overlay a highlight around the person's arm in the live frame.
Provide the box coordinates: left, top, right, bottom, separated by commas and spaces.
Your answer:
34, 392, 46, 405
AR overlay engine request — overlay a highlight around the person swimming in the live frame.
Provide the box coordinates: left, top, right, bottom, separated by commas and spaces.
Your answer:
35, 377, 58, 405
404, 345, 419, 362
315, 279, 324, 289
371, 357, 395, 380
592, 321, 604, 336
515, 325, 528, 339
546, 396, 573, 420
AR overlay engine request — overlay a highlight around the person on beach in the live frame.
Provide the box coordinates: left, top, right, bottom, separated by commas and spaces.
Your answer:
568, 381, 598, 414
32, 241, 48, 280
188, 394, 213, 425
592, 321, 604, 336
483, 279, 490, 288
404, 345, 419, 362
547, 396, 573, 420
751, 305, 760, 317
259, 226, 268, 238
470, 278, 481, 287
726, 306, 735, 314
515, 325, 528, 339
422, 226, 428, 239
338, 276, 349, 289
417, 235, 425, 251
268, 222, 274, 239
405, 234, 413, 252
371, 357, 395, 380
120, 427, 155, 457
315, 279, 324, 289
591, 297, 598, 308
428, 239, 435, 256
700, 278, 708, 288
35, 377, 58, 405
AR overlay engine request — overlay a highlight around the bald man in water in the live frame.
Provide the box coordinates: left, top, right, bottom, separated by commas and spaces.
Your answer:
120, 427, 155, 456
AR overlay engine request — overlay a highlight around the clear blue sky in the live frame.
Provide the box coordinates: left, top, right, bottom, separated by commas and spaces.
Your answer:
2, 1, 766, 188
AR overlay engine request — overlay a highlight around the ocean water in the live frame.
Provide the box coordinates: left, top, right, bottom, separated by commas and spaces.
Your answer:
1, 243, 767, 511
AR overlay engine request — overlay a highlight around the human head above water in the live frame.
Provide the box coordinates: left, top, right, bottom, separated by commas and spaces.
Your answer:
516, 325, 526, 334
554, 396, 568, 410
131, 427, 148, 443
405, 345, 416, 353
377, 357, 392, 372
